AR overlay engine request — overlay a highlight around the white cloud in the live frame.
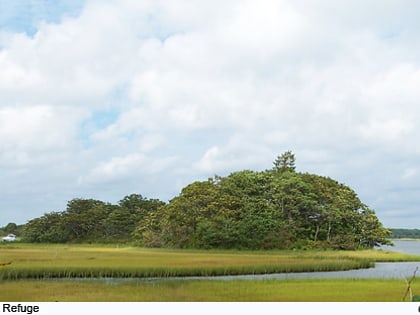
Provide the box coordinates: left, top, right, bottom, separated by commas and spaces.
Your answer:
80, 153, 177, 188
83, 153, 147, 183
194, 146, 221, 173
0, 105, 85, 153
1, 0, 420, 228
402, 168, 417, 180
359, 118, 414, 143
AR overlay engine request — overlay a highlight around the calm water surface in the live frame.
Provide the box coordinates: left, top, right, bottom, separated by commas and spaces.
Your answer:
249, 240, 420, 280
169, 240, 420, 281
380, 239, 420, 255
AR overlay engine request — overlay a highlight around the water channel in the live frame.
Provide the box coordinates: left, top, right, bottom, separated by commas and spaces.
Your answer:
82, 240, 420, 283
159, 240, 420, 281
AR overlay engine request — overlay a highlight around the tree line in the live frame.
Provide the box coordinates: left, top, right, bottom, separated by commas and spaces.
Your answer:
4, 152, 392, 250
390, 229, 420, 239
134, 151, 391, 250
22, 195, 164, 243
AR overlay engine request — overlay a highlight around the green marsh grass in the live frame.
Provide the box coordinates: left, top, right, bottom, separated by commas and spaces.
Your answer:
0, 278, 416, 301
1, 243, 420, 301
0, 243, 392, 280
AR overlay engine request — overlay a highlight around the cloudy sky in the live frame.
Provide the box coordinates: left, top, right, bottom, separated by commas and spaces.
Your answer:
0, 0, 419, 229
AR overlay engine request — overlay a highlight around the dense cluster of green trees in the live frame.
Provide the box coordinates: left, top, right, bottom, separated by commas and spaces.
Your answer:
7, 152, 392, 250
134, 152, 391, 250
22, 195, 164, 243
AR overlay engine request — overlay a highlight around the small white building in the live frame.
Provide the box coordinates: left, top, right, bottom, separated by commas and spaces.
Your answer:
1, 234, 16, 241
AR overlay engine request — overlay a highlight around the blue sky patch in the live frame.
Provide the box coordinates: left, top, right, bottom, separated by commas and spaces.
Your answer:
0, 0, 85, 36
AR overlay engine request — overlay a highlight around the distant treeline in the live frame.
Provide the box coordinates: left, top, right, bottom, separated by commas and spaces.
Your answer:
1, 152, 393, 250
390, 229, 420, 239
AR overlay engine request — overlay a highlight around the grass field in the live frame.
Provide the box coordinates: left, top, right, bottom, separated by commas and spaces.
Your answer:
0, 243, 383, 279
1, 243, 419, 301
0, 278, 417, 301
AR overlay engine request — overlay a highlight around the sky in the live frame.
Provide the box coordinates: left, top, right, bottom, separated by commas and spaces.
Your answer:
0, 0, 419, 229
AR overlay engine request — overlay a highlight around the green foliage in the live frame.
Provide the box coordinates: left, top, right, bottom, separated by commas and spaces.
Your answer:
135, 152, 392, 250
22, 195, 166, 244
19, 151, 391, 250
273, 150, 296, 172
